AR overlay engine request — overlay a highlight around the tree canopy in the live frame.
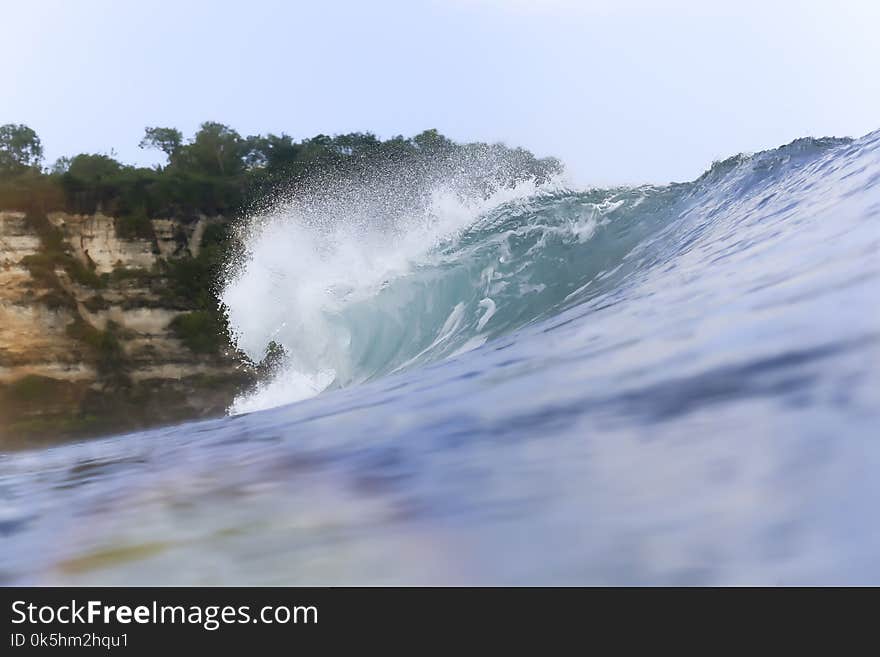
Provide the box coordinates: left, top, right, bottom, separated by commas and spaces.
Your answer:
0, 121, 562, 219
0, 124, 43, 174
138, 127, 183, 161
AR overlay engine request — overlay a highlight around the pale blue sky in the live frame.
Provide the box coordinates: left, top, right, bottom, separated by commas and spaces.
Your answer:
4, 0, 879, 184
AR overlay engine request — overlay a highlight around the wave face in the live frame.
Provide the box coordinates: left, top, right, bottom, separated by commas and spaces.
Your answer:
3, 131, 880, 585
221, 134, 863, 413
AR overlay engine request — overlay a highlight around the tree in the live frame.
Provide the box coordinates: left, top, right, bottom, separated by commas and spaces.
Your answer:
177, 122, 245, 176
331, 132, 381, 156
139, 127, 183, 163
61, 154, 125, 214
239, 133, 306, 172
66, 153, 122, 181
413, 128, 453, 154
262, 133, 301, 170
138, 127, 183, 163
0, 124, 44, 174
51, 157, 72, 174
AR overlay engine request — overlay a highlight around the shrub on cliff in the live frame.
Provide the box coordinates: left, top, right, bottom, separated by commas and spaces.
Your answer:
169, 311, 228, 354
21, 210, 104, 291
114, 208, 155, 240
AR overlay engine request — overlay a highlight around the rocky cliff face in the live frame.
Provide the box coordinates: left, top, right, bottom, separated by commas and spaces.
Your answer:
0, 210, 252, 447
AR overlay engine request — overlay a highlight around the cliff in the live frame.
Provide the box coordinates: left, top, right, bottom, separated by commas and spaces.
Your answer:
0, 210, 253, 447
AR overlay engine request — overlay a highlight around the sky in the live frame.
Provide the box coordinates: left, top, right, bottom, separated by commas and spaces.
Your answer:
4, 0, 880, 185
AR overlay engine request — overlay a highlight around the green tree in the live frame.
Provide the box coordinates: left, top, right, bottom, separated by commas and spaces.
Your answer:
177, 122, 245, 176
413, 128, 453, 154
66, 153, 123, 182
61, 154, 125, 214
243, 133, 302, 171
138, 127, 183, 163
0, 124, 44, 174
331, 132, 381, 156
51, 156, 72, 174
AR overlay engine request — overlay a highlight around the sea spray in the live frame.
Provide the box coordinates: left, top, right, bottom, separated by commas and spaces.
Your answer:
222, 151, 563, 413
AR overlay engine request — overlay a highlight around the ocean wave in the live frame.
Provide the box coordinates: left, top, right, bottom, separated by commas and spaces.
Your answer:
222, 133, 871, 414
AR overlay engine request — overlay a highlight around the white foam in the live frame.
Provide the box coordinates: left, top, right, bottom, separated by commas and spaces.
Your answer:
477, 298, 497, 331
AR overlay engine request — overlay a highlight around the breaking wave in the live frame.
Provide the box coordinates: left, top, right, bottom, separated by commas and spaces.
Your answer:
221, 133, 867, 414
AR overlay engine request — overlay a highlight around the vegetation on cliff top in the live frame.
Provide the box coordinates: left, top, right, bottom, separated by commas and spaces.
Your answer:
0, 122, 560, 219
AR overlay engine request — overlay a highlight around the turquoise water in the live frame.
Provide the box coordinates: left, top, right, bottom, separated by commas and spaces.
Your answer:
2, 131, 879, 584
